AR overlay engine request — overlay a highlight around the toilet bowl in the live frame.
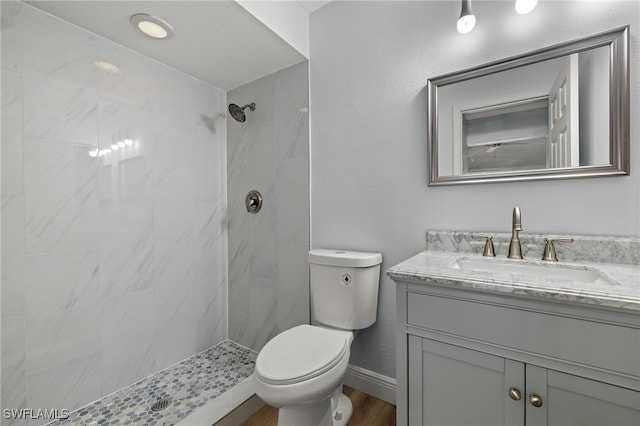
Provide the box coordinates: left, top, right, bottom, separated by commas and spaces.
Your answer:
254, 325, 354, 425
253, 249, 382, 426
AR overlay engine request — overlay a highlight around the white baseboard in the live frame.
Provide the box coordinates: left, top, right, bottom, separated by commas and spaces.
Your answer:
343, 364, 396, 405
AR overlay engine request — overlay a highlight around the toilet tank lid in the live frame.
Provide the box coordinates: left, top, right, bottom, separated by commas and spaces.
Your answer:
308, 249, 382, 268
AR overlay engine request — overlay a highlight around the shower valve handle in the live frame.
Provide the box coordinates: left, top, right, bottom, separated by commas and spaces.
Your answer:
245, 190, 263, 213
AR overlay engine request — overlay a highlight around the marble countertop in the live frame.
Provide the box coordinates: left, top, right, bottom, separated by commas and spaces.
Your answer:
388, 250, 640, 312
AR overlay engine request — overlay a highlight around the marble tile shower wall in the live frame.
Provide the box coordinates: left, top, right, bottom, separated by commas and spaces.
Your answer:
227, 61, 310, 351
1, 3, 228, 424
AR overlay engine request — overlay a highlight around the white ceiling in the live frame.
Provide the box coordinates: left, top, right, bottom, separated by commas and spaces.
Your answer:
297, 0, 331, 13
26, 0, 320, 90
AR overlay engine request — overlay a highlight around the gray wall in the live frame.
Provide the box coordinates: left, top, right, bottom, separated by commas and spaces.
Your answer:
227, 61, 310, 351
1, 2, 228, 421
309, 0, 639, 378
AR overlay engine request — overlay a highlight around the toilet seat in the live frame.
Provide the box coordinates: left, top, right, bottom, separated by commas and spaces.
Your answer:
255, 325, 349, 386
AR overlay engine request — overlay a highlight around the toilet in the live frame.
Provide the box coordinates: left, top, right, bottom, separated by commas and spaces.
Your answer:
253, 249, 382, 426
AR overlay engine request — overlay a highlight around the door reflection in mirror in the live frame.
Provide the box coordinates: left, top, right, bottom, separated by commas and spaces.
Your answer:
441, 47, 609, 177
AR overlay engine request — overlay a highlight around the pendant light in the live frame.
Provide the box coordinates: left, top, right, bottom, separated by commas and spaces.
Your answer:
457, 0, 476, 34
515, 0, 539, 14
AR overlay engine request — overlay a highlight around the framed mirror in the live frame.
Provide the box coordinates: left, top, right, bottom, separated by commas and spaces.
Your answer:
428, 27, 629, 186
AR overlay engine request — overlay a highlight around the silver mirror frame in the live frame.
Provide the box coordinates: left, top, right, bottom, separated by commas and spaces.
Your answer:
428, 26, 629, 186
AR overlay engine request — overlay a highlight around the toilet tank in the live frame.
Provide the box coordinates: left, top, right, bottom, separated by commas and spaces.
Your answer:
308, 249, 382, 330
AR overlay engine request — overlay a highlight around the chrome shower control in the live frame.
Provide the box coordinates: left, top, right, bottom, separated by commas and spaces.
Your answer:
245, 190, 263, 213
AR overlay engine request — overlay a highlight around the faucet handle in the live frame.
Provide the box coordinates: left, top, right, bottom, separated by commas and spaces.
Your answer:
472, 234, 496, 257
542, 238, 574, 261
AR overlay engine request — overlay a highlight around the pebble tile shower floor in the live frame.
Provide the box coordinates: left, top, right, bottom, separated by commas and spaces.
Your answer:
49, 341, 256, 426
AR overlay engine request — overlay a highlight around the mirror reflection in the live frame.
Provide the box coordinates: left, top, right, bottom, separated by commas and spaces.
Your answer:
428, 27, 629, 185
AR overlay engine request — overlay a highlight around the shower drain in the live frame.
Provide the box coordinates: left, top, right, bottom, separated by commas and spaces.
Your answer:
150, 398, 173, 412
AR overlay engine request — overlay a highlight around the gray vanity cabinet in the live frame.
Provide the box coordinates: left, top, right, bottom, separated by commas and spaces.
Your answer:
408, 337, 524, 426
408, 336, 640, 426
526, 365, 640, 426
395, 281, 640, 426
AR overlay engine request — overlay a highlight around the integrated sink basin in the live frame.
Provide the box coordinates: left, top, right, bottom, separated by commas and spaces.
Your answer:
451, 257, 620, 287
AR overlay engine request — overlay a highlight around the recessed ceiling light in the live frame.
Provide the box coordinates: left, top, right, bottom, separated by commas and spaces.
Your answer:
94, 61, 120, 74
130, 13, 174, 39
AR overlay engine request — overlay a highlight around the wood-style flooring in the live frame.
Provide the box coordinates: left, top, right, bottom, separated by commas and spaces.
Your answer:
240, 386, 396, 426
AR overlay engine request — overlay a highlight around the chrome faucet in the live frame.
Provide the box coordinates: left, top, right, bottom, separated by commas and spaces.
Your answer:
507, 206, 523, 259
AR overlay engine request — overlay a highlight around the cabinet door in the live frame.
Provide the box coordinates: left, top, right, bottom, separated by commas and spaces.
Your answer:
526, 364, 640, 426
408, 336, 525, 426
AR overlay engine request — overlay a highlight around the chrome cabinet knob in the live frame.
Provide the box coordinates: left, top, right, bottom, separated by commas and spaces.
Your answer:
508, 387, 522, 401
528, 394, 543, 408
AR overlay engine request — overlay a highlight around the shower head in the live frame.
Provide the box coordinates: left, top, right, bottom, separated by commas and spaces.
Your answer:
228, 103, 256, 123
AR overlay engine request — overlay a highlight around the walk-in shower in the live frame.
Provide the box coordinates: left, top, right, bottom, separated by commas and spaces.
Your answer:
228, 102, 256, 122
